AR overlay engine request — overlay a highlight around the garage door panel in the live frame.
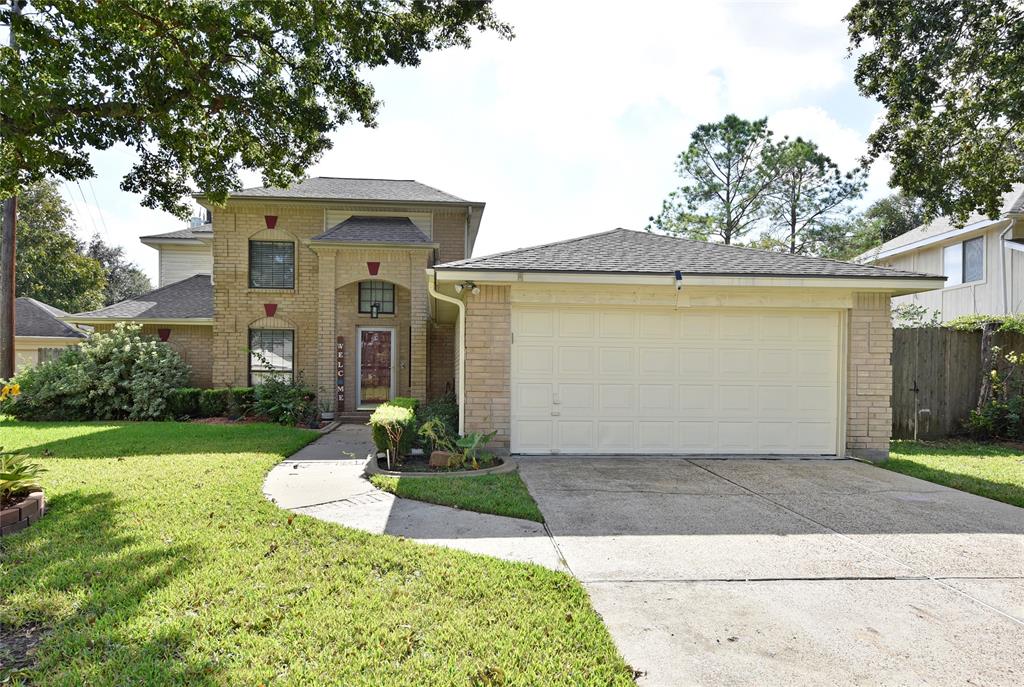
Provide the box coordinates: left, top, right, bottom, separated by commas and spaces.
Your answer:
599, 384, 634, 412
598, 422, 634, 451
599, 347, 634, 375
512, 306, 840, 455
557, 384, 594, 415
600, 311, 636, 338
639, 347, 675, 375
679, 348, 716, 376
639, 384, 675, 416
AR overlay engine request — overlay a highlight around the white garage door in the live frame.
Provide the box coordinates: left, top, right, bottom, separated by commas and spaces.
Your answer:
511, 306, 841, 455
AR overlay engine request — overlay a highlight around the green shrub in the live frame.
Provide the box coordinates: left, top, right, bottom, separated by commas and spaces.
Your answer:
390, 396, 419, 412
0, 323, 189, 420
369, 404, 415, 459
417, 391, 458, 446
964, 396, 1024, 440
166, 387, 255, 420
946, 313, 1024, 334
252, 375, 317, 426
0, 452, 45, 507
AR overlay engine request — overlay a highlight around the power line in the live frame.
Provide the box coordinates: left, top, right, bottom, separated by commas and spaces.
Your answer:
86, 179, 111, 236
75, 181, 100, 237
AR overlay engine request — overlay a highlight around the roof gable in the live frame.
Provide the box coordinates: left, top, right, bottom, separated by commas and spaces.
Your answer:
438, 228, 938, 280
312, 216, 433, 245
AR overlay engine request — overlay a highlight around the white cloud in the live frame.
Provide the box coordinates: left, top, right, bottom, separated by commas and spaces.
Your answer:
62, 0, 887, 275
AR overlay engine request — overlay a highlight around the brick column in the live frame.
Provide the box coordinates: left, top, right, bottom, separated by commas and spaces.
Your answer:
409, 254, 428, 403
316, 249, 337, 409
463, 284, 511, 450
846, 292, 893, 461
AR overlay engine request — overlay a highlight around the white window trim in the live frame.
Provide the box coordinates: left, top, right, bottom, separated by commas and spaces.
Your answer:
942, 236, 985, 288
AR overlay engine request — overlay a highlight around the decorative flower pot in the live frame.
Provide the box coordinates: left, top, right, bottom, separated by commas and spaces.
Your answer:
321, 411, 335, 421
0, 491, 45, 537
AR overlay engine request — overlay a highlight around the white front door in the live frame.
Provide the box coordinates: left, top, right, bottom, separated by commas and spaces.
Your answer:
356, 327, 396, 408
511, 305, 841, 455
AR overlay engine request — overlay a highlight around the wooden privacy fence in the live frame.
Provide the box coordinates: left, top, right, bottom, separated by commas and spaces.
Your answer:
891, 328, 1024, 439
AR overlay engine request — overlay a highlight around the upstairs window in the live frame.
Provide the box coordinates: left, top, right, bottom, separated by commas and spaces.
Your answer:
249, 329, 294, 384
359, 280, 395, 315
943, 236, 984, 287
249, 241, 295, 289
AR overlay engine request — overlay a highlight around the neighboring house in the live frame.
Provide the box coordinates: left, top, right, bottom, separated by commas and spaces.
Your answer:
431, 229, 941, 460
856, 184, 1024, 319
63, 176, 945, 461
11, 297, 88, 373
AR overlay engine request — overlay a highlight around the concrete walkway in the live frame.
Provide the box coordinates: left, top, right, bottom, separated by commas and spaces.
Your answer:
262, 425, 563, 569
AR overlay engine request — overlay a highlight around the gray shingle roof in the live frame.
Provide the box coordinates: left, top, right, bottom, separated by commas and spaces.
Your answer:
15, 298, 87, 338
70, 275, 213, 320
312, 216, 434, 245
438, 228, 940, 280
228, 177, 473, 204
140, 223, 212, 242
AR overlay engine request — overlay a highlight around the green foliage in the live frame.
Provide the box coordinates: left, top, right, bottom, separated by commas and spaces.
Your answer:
456, 431, 498, 470
252, 376, 317, 427
648, 115, 778, 245
14, 180, 107, 312
369, 404, 416, 458
166, 387, 254, 420
892, 303, 941, 329
946, 314, 1024, 335
0, 322, 189, 420
863, 193, 925, 243
390, 396, 420, 412
418, 392, 458, 435
0, 2, 511, 213
764, 138, 866, 254
85, 234, 152, 305
0, 451, 45, 505
417, 417, 460, 456
964, 396, 1024, 441
847, 0, 1024, 223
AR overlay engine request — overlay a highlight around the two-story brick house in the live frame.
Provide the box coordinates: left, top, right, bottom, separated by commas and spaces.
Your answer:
68, 177, 484, 412
67, 176, 946, 461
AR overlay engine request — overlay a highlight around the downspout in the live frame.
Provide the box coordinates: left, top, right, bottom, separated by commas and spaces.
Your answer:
426, 269, 466, 435
999, 217, 1017, 315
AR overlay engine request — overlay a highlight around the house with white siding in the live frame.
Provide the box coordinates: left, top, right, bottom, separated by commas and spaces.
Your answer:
856, 185, 1024, 319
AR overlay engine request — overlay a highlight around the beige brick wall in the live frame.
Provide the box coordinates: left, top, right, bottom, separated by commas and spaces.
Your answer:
846, 292, 893, 461
428, 321, 455, 399
463, 285, 511, 449
211, 204, 322, 389
92, 323, 213, 388
433, 209, 467, 263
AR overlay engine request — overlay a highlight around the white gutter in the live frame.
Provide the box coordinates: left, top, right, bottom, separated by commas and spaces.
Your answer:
425, 268, 465, 435
999, 217, 1018, 314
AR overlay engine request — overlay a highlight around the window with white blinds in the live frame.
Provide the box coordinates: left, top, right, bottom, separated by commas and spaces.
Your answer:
249, 329, 294, 384
249, 241, 295, 289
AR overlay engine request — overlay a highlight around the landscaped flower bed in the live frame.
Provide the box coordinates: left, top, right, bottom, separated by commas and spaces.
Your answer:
1, 490, 45, 537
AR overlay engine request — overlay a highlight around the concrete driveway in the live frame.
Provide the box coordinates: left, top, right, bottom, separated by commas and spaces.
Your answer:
518, 456, 1024, 686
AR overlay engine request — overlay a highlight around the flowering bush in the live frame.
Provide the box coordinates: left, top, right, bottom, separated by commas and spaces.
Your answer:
0, 322, 190, 420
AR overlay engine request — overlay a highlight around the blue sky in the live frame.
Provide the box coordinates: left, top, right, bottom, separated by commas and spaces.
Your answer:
57, 0, 891, 283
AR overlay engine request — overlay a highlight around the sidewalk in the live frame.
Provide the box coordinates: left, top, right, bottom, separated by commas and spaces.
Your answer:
262, 425, 563, 570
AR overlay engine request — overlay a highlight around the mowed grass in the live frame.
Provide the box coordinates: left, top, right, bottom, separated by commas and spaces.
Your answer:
0, 420, 632, 686
884, 440, 1024, 508
369, 472, 544, 523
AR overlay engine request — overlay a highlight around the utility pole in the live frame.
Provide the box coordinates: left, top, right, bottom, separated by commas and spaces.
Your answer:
0, 0, 22, 379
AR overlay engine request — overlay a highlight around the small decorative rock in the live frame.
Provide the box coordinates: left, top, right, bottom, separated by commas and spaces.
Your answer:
429, 451, 453, 468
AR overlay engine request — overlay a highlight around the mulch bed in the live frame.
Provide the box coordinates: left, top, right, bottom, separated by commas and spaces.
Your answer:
375, 454, 503, 474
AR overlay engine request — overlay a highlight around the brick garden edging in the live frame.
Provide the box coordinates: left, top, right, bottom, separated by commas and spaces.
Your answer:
1, 491, 46, 536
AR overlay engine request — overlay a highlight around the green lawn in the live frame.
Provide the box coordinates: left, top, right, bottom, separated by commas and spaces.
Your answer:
884, 440, 1024, 508
369, 472, 544, 523
0, 420, 632, 686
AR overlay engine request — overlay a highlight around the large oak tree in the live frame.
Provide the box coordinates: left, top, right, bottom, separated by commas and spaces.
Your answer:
847, 0, 1024, 222
0, 0, 511, 378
